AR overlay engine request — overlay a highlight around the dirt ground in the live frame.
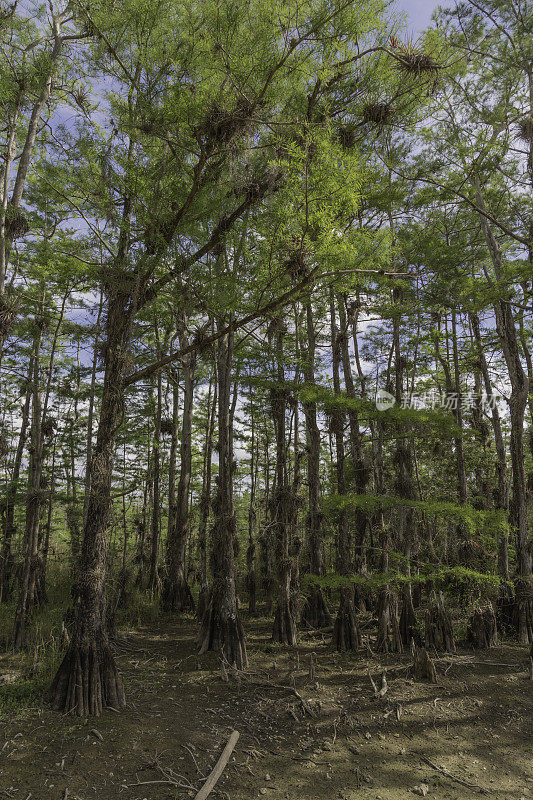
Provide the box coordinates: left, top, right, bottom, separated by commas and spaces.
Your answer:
1, 615, 532, 800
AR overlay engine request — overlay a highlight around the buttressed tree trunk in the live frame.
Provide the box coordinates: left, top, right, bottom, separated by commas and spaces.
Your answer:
198, 323, 247, 669
49, 289, 132, 715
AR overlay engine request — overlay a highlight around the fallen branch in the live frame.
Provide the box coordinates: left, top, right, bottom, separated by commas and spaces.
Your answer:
194, 730, 240, 800
420, 756, 492, 793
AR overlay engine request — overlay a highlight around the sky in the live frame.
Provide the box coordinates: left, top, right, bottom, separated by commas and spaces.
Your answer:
400, 0, 442, 33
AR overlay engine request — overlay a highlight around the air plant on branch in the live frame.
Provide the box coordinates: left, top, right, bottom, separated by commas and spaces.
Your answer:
518, 116, 533, 142
390, 36, 440, 76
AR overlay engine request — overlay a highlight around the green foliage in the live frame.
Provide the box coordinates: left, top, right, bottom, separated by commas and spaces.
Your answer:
300, 385, 460, 435
304, 564, 504, 598
325, 492, 509, 536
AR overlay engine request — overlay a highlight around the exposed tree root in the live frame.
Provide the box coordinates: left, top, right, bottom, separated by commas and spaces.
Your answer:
49, 639, 125, 716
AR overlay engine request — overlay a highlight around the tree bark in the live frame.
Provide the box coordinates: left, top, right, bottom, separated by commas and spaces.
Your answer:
198, 322, 247, 668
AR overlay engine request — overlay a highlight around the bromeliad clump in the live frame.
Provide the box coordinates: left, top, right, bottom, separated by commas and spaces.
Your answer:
395, 51, 440, 76
362, 102, 393, 126
0, 294, 18, 336
197, 99, 256, 149
518, 116, 533, 142
283, 249, 310, 282
338, 126, 357, 149
390, 36, 440, 76
5, 205, 29, 239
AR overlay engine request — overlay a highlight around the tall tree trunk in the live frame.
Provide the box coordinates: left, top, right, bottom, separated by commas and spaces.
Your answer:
470, 312, 510, 586
246, 386, 257, 613
474, 184, 532, 643
13, 317, 45, 650
49, 292, 131, 715
147, 369, 162, 595
40, 435, 57, 605
259, 431, 275, 615
300, 301, 331, 629
391, 291, 417, 648
135, 437, 151, 587
434, 313, 473, 567
82, 293, 103, 531
198, 322, 247, 668
270, 320, 297, 645
330, 293, 360, 651
197, 369, 217, 621
339, 296, 370, 607
163, 327, 196, 612
0, 355, 33, 603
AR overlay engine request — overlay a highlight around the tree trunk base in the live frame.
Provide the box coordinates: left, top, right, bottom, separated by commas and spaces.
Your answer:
514, 578, 533, 645
272, 597, 297, 645
333, 591, 361, 651
399, 588, 419, 647
466, 603, 498, 649
197, 583, 209, 622
162, 575, 195, 614
496, 581, 515, 632
425, 592, 455, 652
245, 573, 256, 614
198, 597, 248, 670
49, 639, 125, 716
376, 589, 403, 654
412, 646, 437, 683
301, 586, 332, 629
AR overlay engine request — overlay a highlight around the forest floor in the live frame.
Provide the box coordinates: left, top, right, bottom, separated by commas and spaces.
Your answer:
0, 614, 532, 800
